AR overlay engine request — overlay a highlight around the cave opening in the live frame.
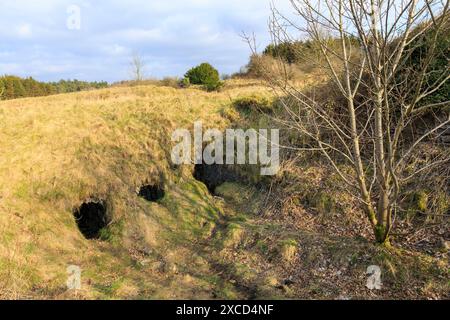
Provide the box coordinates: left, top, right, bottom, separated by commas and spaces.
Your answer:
73, 201, 108, 240
138, 184, 165, 202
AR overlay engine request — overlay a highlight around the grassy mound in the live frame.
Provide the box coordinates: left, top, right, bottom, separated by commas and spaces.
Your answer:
0, 78, 447, 300
0, 80, 271, 299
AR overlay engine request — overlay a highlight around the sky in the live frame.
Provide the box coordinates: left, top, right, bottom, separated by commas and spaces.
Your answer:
0, 0, 293, 83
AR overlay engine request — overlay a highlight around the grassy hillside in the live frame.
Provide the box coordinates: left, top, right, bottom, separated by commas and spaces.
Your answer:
0, 79, 447, 300
0, 80, 273, 299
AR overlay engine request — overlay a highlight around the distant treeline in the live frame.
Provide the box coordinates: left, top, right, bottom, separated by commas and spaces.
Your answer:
0, 75, 108, 100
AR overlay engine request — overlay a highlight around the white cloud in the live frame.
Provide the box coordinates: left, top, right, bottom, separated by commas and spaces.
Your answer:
100, 44, 130, 56
115, 28, 163, 42
0, 0, 295, 81
17, 24, 33, 37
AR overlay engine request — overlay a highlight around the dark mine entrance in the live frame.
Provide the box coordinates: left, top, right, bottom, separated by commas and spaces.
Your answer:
193, 163, 240, 194
74, 201, 108, 240
138, 184, 165, 202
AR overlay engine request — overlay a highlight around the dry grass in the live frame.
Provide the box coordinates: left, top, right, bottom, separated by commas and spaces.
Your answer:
0, 77, 447, 300
0, 80, 272, 299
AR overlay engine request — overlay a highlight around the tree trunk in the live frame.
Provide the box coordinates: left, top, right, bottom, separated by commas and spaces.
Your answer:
375, 199, 391, 245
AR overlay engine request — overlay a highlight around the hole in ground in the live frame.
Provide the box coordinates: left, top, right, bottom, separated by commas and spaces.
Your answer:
74, 201, 109, 240
194, 163, 240, 194
138, 184, 165, 202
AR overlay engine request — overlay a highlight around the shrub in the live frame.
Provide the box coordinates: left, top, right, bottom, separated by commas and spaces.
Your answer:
263, 42, 303, 64
400, 20, 450, 109
263, 38, 358, 65
203, 78, 223, 92
180, 77, 191, 88
160, 77, 180, 88
185, 63, 221, 90
245, 54, 306, 80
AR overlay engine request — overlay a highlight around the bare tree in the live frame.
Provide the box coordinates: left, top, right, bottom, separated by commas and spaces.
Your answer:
130, 52, 146, 83
253, 0, 449, 245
